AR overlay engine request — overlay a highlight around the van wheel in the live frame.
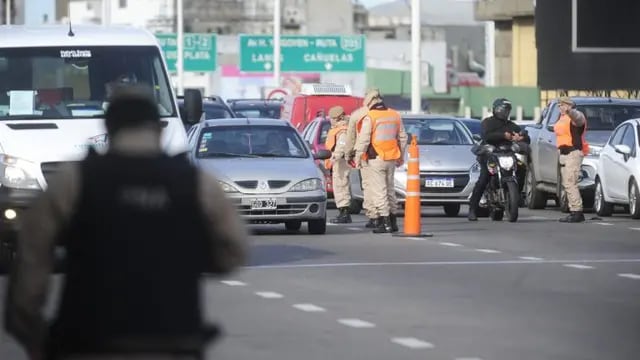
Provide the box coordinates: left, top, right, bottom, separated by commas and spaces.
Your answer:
526, 164, 547, 209
308, 216, 327, 235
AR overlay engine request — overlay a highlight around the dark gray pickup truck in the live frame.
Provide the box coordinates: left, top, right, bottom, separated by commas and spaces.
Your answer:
524, 97, 640, 212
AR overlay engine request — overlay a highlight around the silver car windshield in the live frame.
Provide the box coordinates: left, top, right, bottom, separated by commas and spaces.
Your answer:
0, 46, 176, 120
196, 125, 309, 158
404, 118, 474, 145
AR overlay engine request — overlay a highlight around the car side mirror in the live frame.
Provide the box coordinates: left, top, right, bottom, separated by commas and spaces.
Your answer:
614, 144, 632, 158
313, 149, 332, 160
546, 124, 555, 132
183, 89, 203, 125
472, 134, 482, 142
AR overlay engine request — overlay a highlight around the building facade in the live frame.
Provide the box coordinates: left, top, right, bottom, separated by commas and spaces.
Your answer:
475, 0, 536, 87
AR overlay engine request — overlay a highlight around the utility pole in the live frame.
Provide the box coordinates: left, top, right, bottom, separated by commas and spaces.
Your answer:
5, 0, 11, 25
410, 0, 422, 113
102, 0, 111, 25
176, 0, 184, 95
273, 0, 282, 87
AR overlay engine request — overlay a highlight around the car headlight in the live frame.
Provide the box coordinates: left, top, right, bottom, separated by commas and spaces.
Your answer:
290, 178, 323, 192
498, 156, 515, 170
218, 181, 239, 193
470, 162, 481, 173
588, 146, 602, 157
0, 154, 41, 190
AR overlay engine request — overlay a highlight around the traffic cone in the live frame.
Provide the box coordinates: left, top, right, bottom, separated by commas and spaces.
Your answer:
394, 134, 433, 238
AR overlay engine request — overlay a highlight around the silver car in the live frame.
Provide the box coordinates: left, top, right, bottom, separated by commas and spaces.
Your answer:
350, 115, 480, 217
187, 119, 331, 234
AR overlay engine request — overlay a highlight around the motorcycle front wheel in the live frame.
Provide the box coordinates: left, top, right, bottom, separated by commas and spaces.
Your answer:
504, 181, 520, 222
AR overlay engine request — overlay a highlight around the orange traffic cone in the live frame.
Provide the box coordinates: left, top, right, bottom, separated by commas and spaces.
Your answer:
394, 134, 433, 238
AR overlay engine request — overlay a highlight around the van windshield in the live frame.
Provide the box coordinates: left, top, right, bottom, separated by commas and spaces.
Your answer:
0, 46, 176, 120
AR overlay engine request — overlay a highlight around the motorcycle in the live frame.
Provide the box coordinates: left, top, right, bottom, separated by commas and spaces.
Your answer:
473, 142, 526, 222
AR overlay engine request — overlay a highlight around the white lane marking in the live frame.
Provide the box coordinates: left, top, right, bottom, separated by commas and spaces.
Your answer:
519, 256, 544, 261
348, 227, 361, 231
409, 237, 430, 241
246, 258, 640, 270
630, 227, 640, 231
563, 264, 595, 269
338, 318, 376, 328
476, 248, 501, 253
618, 273, 640, 280
391, 337, 434, 349
326, 222, 337, 226
293, 304, 326, 312
255, 291, 284, 299
595, 222, 614, 226
440, 242, 463, 247
220, 280, 247, 286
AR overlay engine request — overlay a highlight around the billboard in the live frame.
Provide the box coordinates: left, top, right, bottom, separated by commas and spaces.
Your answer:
536, 0, 640, 90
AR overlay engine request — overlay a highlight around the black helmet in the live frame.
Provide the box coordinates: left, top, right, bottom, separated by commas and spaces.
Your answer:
492, 98, 512, 121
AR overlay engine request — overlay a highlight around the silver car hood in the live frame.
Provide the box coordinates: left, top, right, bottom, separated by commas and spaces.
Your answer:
194, 157, 322, 191
417, 145, 476, 172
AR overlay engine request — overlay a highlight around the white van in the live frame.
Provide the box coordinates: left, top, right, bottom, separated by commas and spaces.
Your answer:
0, 25, 203, 268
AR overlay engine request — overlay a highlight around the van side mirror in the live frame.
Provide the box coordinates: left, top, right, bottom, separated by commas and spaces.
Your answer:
546, 124, 555, 132
183, 89, 203, 125
472, 134, 482, 142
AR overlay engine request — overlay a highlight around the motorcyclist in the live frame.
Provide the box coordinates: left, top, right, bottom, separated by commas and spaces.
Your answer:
468, 98, 530, 221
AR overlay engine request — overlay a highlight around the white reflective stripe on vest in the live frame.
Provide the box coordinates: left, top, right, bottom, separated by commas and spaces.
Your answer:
374, 118, 399, 141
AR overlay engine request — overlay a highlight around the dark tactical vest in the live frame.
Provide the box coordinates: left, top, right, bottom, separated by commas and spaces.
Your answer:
49, 150, 212, 356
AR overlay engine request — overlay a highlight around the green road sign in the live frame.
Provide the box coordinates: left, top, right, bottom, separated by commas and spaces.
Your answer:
239, 35, 366, 72
155, 33, 217, 72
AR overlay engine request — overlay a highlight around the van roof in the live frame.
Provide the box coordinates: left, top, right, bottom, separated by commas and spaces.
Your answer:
0, 25, 160, 48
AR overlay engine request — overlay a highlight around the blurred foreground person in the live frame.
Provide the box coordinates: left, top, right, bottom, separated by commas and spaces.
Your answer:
4, 85, 248, 360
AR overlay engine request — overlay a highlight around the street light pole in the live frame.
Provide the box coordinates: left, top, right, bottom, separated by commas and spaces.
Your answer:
5, 0, 11, 25
273, 0, 281, 87
410, 0, 421, 113
176, 0, 184, 95
102, 0, 111, 25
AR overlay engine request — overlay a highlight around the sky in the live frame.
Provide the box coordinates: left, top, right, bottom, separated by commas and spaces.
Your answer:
25, 0, 55, 25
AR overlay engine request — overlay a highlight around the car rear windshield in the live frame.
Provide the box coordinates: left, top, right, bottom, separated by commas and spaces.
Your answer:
403, 118, 474, 145
196, 125, 309, 158
231, 105, 281, 119
575, 104, 640, 130
203, 104, 234, 119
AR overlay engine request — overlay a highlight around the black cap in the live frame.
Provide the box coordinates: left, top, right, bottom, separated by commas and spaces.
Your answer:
104, 85, 160, 136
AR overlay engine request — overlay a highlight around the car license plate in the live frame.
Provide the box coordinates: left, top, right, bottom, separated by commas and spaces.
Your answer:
425, 178, 454, 188
250, 198, 278, 210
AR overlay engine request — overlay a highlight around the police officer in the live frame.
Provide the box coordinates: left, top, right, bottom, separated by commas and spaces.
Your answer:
468, 98, 529, 221
554, 96, 588, 223
354, 88, 408, 233
4, 86, 248, 360
346, 105, 377, 228
325, 106, 352, 224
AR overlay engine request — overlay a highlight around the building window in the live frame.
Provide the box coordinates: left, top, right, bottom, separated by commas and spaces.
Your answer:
119, 0, 127, 8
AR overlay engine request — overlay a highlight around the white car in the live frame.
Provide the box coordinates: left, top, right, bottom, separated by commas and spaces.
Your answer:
594, 118, 640, 218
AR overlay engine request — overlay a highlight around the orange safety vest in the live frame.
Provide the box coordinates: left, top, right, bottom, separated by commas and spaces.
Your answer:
554, 113, 589, 156
368, 109, 402, 161
324, 124, 347, 169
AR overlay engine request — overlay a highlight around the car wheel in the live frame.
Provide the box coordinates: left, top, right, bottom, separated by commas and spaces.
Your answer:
526, 164, 547, 209
582, 190, 595, 211
308, 216, 327, 235
349, 199, 363, 215
594, 179, 613, 217
285, 220, 302, 231
443, 204, 460, 217
629, 179, 640, 219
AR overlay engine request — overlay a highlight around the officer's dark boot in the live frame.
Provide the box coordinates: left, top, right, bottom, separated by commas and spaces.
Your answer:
389, 213, 399, 232
559, 211, 585, 223
330, 207, 352, 224
467, 205, 478, 221
373, 216, 393, 233
365, 218, 377, 228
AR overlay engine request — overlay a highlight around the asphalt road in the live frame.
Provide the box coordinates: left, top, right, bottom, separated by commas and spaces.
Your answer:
1, 203, 640, 360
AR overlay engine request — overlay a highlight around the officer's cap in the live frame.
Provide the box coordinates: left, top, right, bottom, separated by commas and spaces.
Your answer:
329, 106, 345, 119
558, 96, 575, 106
